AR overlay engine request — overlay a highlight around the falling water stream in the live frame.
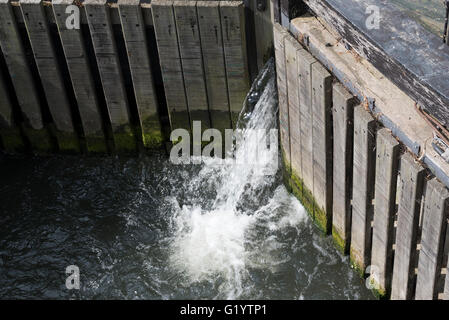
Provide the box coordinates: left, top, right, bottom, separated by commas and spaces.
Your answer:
0, 61, 373, 299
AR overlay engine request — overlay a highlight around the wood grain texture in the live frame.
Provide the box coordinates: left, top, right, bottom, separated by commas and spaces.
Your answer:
220, 1, 249, 128
197, 1, 231, 134
303, 0, 449, 130
251, 0, 273, 69
273, 23, 290, 172
174, 1, 210, 131
20, 0, 79, 152
331, 82, 356, 253
152, 0, 190, 132
371, 128, 400, 297
0, 53, 24, 152
290, 15, 449, 191
415, 178, 449, 300
118, 0, 163, 149
391, 153, 425, 300
284, 34, 301, 188
53, 0, 107, 152
311, 61, 332, 233
350, 106, 376, 273
0, 0, 44, 131
297, 48, 316, 215
84, 0, 136, 152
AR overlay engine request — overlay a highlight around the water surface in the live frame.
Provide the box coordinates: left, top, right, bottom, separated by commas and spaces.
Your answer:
0, 63, 374, 300
391, 0, 446, 37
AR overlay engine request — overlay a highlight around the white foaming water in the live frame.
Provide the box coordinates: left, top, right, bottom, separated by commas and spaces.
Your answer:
168, 62, 308, 299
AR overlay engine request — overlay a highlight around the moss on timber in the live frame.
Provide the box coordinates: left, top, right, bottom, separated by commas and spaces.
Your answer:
141, 115, 164, 150
369, 279, 388, 300
143, 130, 164, 150
85, 133, 108, 154
314, 204, 329, 235
349, 249, 366, 278
332, 226, 347, 254
281, 147, 382, 299
23, 127, 54, 154
113, 124, 137, 154
281, 147, 329, 234
55, 130, 81, 154
0, 128, 25, 154
281, 148, 291, 192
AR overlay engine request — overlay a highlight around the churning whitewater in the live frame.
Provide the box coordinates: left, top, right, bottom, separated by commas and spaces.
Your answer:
0, 60, 373, 299
167, 60, 307, 299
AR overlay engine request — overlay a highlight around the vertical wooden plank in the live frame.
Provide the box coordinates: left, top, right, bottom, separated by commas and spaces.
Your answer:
284, 34, 301, 197
273, 23, 290, 182
0, 54, 24, 153
270, 0, 280, 24
151, 0, 190, 132
311, 61, 332, 234
370, 128, 400, 298
252, 0, 273, 69
118, 0, 163, 149
173, 1, 210, 133
297, 48, 316, 216
84, 0, 136, 153
197, 1, 231, 134
53, 0, 108, 153
0, 54, 14, 136
331, 82, 356, 253
220, 1, 249, 128
445, 247, 449, 299
415, 178, 449, 300
280, 0, 290, 29
140, 2, 153, 26
0, 0, 52, 152
279, 0, 291, 28
350, 106, 376, 274
391, 153, 425, 300
242, 0, 258, 82
20, 0, 79, 153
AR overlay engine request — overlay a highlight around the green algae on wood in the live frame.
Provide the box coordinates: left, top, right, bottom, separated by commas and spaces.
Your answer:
332, 226, 347, 254
369, 278, 388, 300
350, 250, 366, 278
314, 204, 330, 235
54, 130, 81, 154
283, 147, 331, 235
85, 132, 109, 154
141, 116, 164, 150
23, 127, 54, 154
281, 148, 291, 192
112, 124, 138, 154
0, 127, 25, 153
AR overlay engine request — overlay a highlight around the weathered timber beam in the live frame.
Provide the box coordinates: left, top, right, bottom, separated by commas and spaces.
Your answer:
303, 0, 449, 130
291, 16, 449, 189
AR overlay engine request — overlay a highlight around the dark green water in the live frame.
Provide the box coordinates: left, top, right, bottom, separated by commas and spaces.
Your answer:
0, 153, 373, 299
0, 65, 374, 300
